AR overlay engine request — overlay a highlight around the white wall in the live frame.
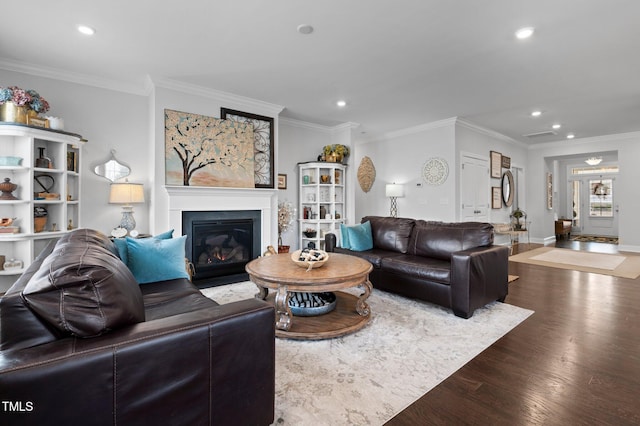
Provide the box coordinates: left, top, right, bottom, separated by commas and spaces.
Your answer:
353, 119, 457, 222
0, 69, 150, 233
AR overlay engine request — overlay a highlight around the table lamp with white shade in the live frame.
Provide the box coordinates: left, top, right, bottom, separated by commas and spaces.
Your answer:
385, 183, 404, 218
109, 181, 145, 233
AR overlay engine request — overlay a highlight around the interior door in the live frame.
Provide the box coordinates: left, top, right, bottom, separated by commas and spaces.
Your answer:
460, 155, 489, 222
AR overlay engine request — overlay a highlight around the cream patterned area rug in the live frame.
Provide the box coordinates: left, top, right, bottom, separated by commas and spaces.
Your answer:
202, 282, 533, 425
509, 247, 640, 279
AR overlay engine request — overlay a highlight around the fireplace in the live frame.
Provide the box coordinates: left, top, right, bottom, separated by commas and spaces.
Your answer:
183, 210, 261, 287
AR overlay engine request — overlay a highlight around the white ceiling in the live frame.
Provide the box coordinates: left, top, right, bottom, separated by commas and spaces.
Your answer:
2, 0, 640, 144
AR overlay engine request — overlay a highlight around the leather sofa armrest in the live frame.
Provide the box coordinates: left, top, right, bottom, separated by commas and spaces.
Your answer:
450, 245, 509, 318
0, 299, 275, 426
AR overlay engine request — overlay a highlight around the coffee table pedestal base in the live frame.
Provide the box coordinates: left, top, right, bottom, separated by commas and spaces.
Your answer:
265, 291, 370, 340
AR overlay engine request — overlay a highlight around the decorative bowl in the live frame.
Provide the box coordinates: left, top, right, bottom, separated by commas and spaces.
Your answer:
303, 231, 317, 238
0, 156, 23, 166
291, 249, 329, 271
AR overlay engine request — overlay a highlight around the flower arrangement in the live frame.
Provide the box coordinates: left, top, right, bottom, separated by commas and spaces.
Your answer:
277, 201, 296, 245
323, 144, 350, 158
0, 86, 50, 113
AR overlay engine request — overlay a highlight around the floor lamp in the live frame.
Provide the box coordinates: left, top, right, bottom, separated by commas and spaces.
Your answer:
109, 182, 145, 233
385, 183, 404, 218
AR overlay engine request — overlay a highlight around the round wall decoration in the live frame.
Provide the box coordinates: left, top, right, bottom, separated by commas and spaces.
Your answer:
422, 157, 449, 185
357, 156, 376, 193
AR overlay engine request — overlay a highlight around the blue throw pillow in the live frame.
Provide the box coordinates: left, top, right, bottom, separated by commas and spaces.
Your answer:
343, 221, 373, 251
125, 235, 189, 284
340, 223, 351, 249
114, 229, 174, 264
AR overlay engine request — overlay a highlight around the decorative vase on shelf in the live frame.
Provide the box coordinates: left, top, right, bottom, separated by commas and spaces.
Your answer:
0, 178, 18, 200
0, 102, 28, 124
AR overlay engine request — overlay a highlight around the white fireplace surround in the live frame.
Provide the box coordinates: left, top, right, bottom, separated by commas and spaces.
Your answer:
165, 186, 278, 252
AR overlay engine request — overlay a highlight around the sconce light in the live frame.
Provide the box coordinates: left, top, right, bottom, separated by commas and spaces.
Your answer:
109, 181, 145, 232
585, 157, 602, 166
385, 183, 404, 218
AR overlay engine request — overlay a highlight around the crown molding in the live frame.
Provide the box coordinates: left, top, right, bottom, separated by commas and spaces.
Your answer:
528, 130, 640, 150
0, 57, 148, 96
279, 117, 360, 134
455, 118, 526, 148
151, 77, 284, 117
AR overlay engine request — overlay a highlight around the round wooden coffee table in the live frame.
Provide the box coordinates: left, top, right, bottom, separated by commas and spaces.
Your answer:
245, 253, 373, 340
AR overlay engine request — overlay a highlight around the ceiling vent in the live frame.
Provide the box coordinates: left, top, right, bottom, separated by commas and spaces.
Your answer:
523, 130, 557, 138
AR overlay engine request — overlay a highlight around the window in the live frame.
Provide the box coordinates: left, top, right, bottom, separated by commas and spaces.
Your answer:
589, 178, 613, 217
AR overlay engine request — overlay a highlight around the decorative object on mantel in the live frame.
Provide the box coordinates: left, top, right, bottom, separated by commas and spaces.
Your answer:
165, 109, 255, 188
422, 157, 449, 185
221, 108, 275, 189
357, 156, 376, 193
0, 86, 50, 124
277, 201, 296, 253
322, 144, 350, 163
0, 177, 18, 200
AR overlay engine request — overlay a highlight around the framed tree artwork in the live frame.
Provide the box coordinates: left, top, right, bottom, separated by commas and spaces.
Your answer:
221, 108, 275, 188
164, 109, 255, 188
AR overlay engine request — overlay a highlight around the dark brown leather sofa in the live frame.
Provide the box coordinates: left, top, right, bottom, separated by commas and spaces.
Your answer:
0, 229, 275, 426
328, 216, 509, 318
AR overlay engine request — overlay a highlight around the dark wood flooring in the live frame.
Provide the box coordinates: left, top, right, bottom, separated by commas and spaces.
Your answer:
387, 240, 640, 425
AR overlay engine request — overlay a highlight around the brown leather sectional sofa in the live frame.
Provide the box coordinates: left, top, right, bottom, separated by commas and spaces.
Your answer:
328, 216, 509, 318
0, 229, 275, 425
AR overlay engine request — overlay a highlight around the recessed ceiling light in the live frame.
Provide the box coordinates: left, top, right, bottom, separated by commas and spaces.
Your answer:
515, 27, 534, 40
531, 110, 542, 117
336, 100, 347, 107
585, 157, 602, 166
552, 123, 561, 129
566, 133, 575, 139
297, 24, 314, 35
77, 25, 96, 35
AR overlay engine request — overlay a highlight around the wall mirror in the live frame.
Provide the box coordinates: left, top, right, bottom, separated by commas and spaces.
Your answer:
502, 170, 514, 207
94, 150, 131, 182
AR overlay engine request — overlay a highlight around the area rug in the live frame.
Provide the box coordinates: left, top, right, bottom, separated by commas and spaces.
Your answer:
570, 235, 619, 244
509, 247, 640, 279
202, 282, 533, 425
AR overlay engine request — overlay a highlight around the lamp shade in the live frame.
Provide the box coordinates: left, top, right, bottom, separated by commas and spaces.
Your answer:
109, 182, 145, 205
385, 183, 404, 198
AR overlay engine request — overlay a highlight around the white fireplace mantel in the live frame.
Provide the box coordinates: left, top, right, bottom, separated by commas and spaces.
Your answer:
165, 186, 278, 251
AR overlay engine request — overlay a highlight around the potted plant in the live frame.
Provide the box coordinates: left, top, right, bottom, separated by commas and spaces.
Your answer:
511, 208, 526, 230
0, 86, 50, 124
322, 144, 350, 163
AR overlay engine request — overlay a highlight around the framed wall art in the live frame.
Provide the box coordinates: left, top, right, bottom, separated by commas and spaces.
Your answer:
490, 150, 502, 178
277, 173, 287, 190
501, 155, 511, 169
492, 187, 502, 209
165, 109, 255, 188
221, 108, 274, 188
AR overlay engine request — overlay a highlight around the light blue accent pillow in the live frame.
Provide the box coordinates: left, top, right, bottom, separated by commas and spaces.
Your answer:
125, 235, 189, 284
343, 221, 373, 252
340, 223, 351, 249
114, 229, 174, 264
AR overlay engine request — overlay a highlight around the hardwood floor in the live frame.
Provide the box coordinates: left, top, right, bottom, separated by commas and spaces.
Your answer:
387, 241, 640, 425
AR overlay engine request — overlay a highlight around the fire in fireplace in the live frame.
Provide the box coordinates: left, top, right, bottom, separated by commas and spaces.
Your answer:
183, 210, 261, 287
